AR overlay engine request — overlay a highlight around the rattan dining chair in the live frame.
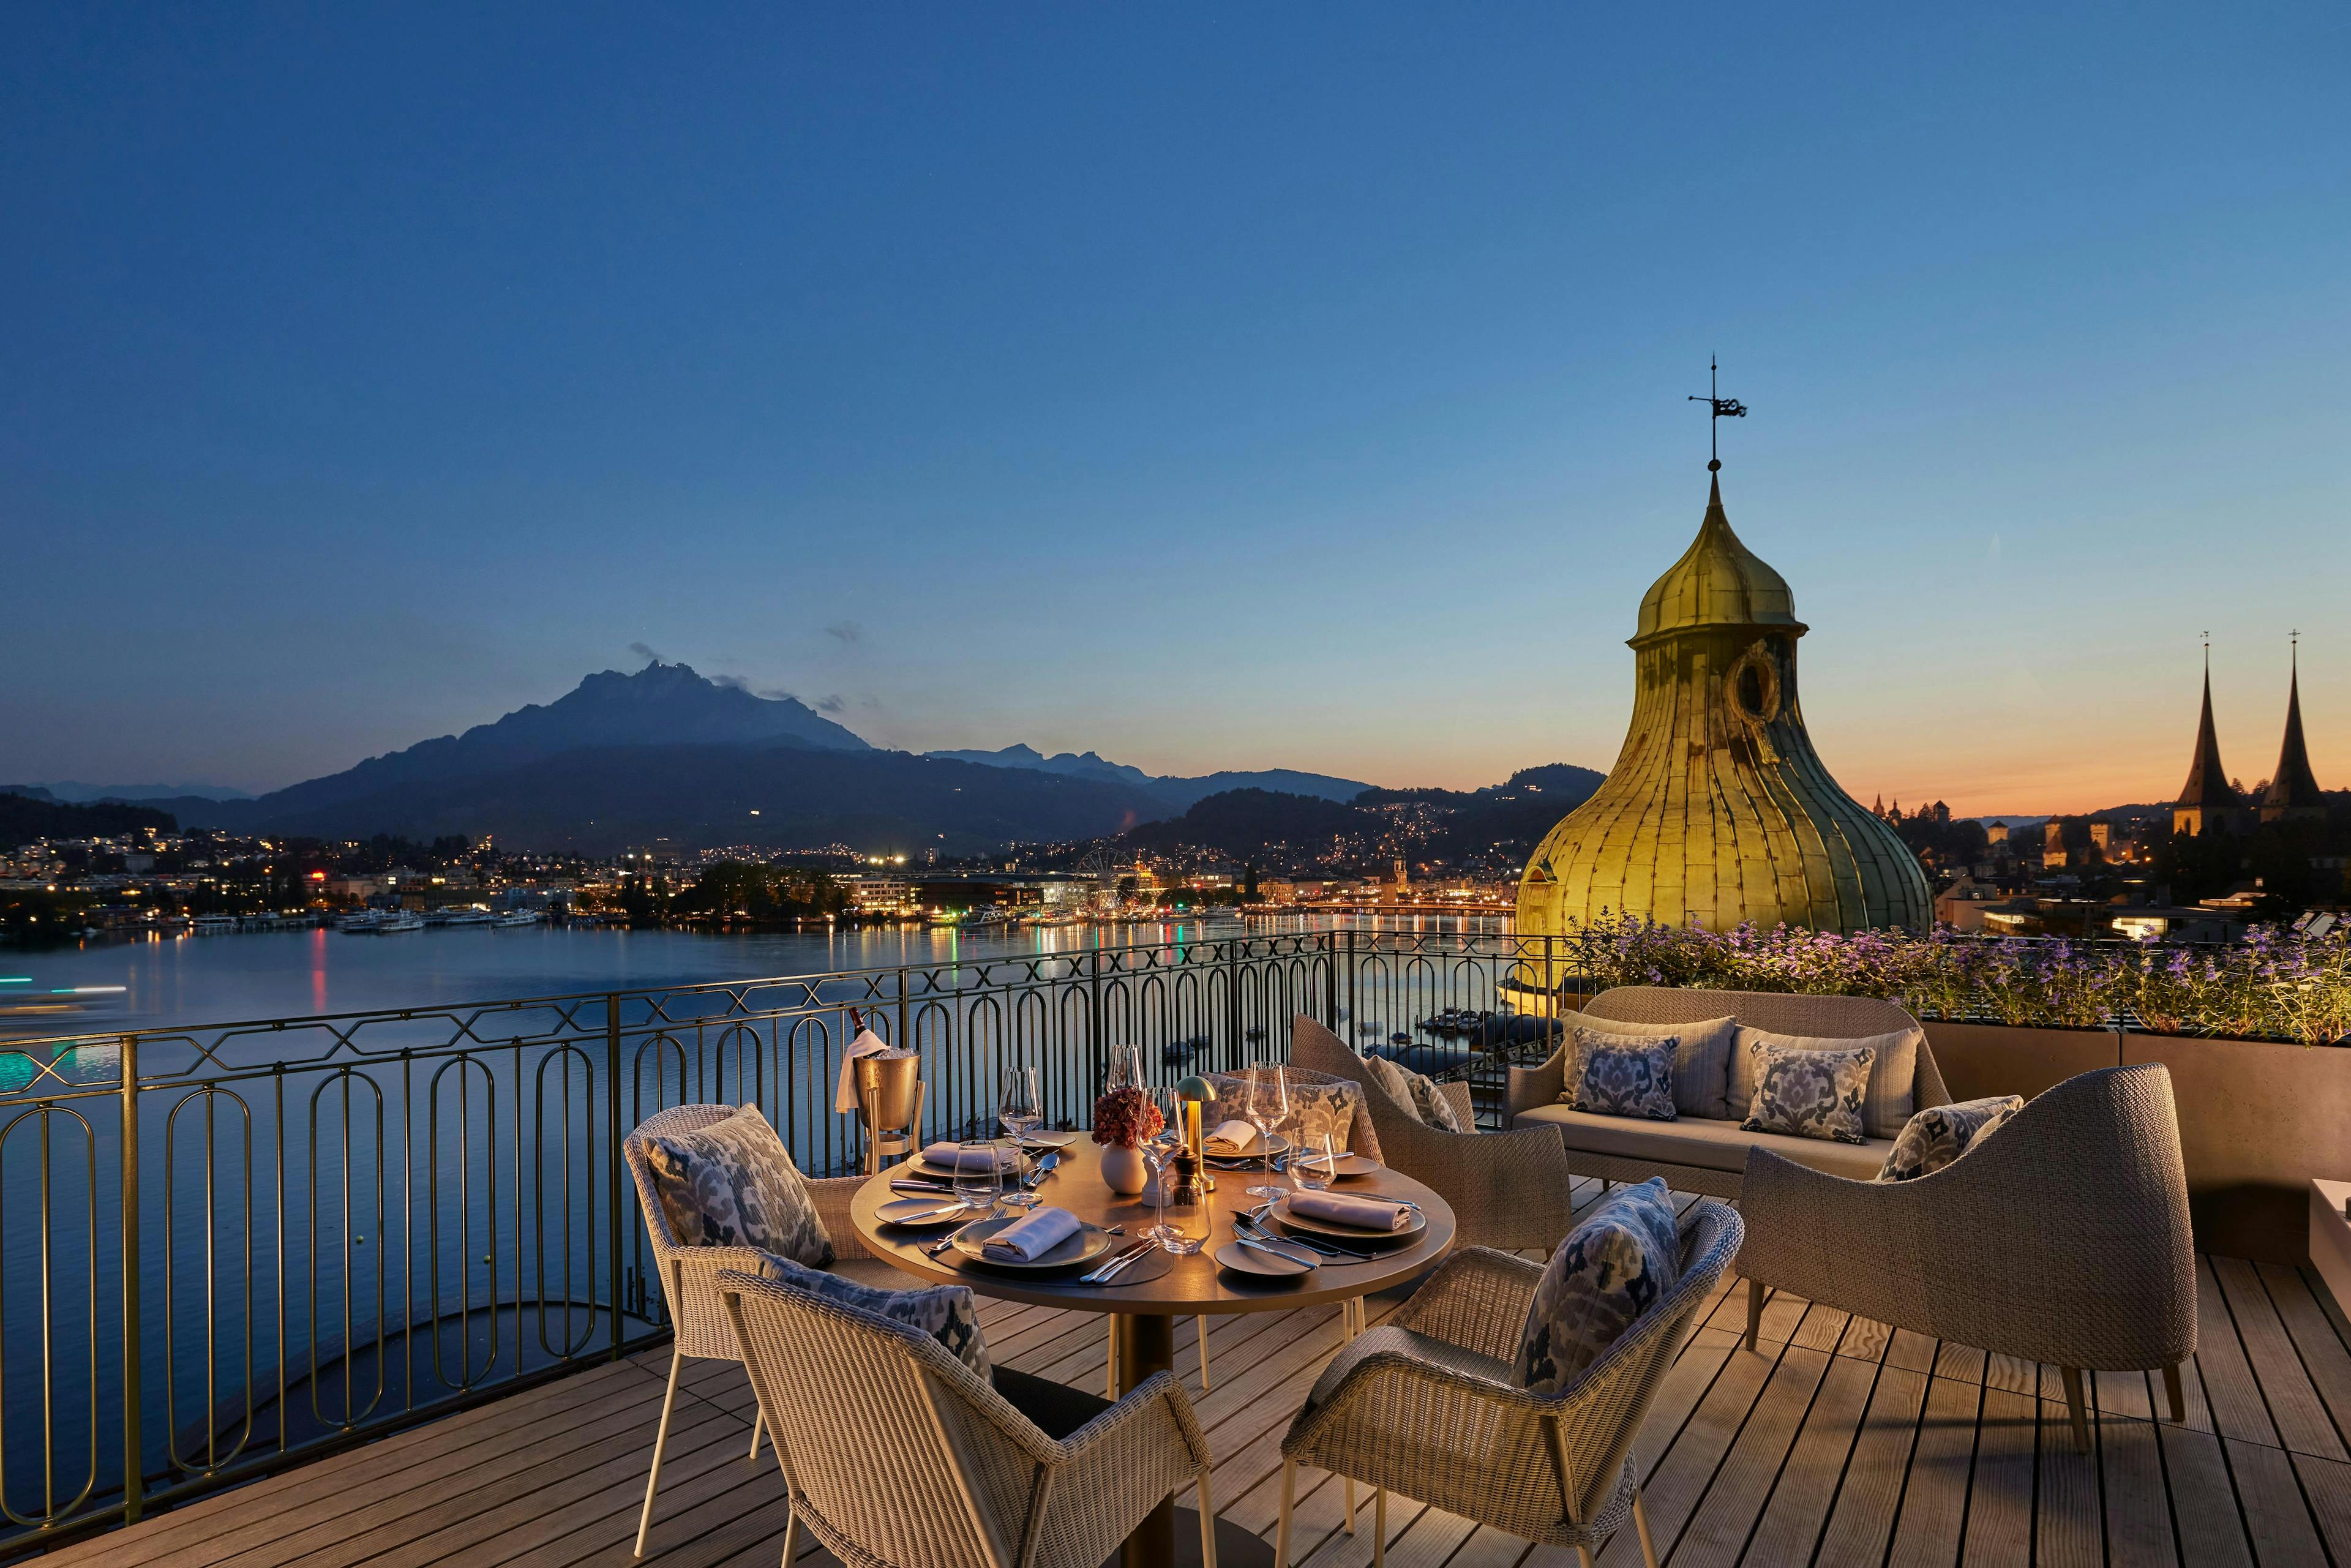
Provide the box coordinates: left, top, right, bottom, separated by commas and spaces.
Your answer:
622, 1102, 918, 1557
1274, 1201, 1743, 1568
722, 1265, 1220, 1568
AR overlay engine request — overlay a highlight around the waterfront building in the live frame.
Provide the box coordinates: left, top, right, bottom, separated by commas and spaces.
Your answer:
1517, 465, 1930, 936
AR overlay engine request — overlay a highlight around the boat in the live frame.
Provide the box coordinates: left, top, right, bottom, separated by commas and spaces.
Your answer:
493, 911, 542, 928
193, 915, 239, 934
435, 908, 498, 927
377, 911, 424, 932
336, 911, 386, 934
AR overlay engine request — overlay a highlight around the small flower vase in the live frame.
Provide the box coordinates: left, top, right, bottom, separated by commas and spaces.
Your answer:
1100, 1142, 1148, 1196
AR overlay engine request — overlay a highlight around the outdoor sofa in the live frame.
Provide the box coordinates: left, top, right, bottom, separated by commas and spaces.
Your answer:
1502, 986, 1952, 1198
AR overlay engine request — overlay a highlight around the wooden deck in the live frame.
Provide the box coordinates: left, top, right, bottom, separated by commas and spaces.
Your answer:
45, 1181, 2351, 1568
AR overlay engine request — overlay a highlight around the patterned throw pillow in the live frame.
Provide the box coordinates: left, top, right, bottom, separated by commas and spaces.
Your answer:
1875, 1095, 2025, 1182
1362, 1053, 1464, 1133
1733, 1024, 1922, 1139
1202, 1073, 1365, 1154
1556, 1011, 1739, 1119
1568, 1028, 1679, 1121
1741, 1043, 1876, 1145
1515, 1177, 1682, 1395
639, 1105, 835, 1267
752, 1252, 991, 1378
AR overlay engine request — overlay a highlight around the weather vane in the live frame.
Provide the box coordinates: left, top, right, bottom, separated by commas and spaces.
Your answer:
1687, 356, 1746, 471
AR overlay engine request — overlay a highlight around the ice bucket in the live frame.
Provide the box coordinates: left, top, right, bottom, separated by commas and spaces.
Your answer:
853, 1049, 921, 1131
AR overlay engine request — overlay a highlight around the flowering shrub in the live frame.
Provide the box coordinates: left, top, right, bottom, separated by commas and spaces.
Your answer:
1090, 1087, 1164, 1148
1546, 915, 2351, 1045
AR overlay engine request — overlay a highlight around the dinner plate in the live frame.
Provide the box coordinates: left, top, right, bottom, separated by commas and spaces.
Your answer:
876, 1196, 981, 1228
1289, 1150, 1381, 1180
950, 1215, 1116, 1271
1216, 1238, 1316, 1277
1270, 1193, 1427, 1243
1203, 1131, 1291, 1163
912, 1148, 1021, 1180
1019, 1130, 1078, 1150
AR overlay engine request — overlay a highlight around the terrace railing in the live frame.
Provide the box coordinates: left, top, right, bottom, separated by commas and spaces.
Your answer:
0, 925, 1562, 1553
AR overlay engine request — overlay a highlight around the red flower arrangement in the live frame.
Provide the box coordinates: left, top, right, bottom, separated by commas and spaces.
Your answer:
1090, 1087, 1164, 1149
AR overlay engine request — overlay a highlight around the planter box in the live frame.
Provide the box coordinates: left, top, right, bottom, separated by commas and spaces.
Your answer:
1925, 1019, 2351, 1264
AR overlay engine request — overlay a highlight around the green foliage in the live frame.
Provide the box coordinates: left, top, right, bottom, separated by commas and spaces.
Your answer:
0, 792, 176, 849
672, 862, 846, 923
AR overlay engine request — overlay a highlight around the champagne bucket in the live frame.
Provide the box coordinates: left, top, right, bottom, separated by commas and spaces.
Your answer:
853, 1049, 921, 1131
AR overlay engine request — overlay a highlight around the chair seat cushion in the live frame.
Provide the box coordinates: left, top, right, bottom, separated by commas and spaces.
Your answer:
1514, 1102, 1894, 1181
1306, 1324, 1517, 1413
1516, 1177, 1681, 1395
639, 1104, 835, 1267
1875, 1095, 2025, 1182
992, 1366, 1114, 1440
754, 1252, 991, 1379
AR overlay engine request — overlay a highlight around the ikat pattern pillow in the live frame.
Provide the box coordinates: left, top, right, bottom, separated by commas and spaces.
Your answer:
1740, 1043, 1877, 1146
1202, 1073, 1365, 1154
1568, 1028, 1679, 1122
640, 1104, 836, 1267
1363, 1053, 1464, 1133
752, 1252, 991, 1379
1515, 1177, 1682, 1395
1875, 1095, 2025, 1182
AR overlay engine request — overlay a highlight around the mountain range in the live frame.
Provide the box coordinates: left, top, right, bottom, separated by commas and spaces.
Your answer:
1, 781, 255, 803
129, 663, 1375, 855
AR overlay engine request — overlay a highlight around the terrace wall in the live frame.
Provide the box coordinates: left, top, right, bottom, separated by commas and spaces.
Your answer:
1926, 1021, 2351, 1265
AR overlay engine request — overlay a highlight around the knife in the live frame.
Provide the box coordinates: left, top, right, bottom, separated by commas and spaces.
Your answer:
1081, 1240, 1155, 1285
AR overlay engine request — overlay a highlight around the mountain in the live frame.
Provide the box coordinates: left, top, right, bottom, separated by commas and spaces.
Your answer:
176, 662, 871, 830
923, 744, 1371, 812
1, 792, 177, 849
214, 746, 1165, 855
1, 781, 255, 803
1119, 764, 1610, 863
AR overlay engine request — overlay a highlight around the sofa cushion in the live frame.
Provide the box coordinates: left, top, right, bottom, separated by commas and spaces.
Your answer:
753, 1251, 991, 1379
1567, 1029, 1678, 1121
639, 1104, 835, 1267
1741, 1043, 1875, 1145
1732, 1024, 1921, 1140
1569, 1010, 1738, 1119
1875, 1095, 2025, 1182
1516, 1101, 1894, 1181
1514, 1177, 1681, 1395
1363, 1053, 1464, 1133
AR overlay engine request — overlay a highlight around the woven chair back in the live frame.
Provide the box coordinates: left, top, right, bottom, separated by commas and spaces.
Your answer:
623, 1101, 754, 1359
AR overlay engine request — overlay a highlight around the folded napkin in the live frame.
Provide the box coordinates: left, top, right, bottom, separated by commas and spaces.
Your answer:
981, 1206, 1081, 1262
1289, 1190, 1412, 1232
920, 1142, 1014, 1172
833, 1029, 894, 1114
1204, 1120, 1262, 1157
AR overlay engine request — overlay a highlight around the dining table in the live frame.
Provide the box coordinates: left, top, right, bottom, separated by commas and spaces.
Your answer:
851, 1133, 1458, 1568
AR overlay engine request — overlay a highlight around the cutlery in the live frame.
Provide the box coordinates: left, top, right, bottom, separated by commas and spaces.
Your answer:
1022, 1151, 1060, 1189
1080, 1240, 1155, 1285
1240, 1210, 1373, 1261
890, 1179, 953, 1195
893, 1201, 969, 1223
1232, 1229, 1318, 1266
926, 1220, 983, 1257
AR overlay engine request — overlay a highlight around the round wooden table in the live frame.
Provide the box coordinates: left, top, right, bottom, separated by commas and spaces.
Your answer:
852, 1138, 1457, 1568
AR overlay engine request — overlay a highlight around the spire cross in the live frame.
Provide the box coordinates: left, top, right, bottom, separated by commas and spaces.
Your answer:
1687, 356, 1747, 471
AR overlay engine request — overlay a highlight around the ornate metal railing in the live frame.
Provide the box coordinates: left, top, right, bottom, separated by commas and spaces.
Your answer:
0, 925, 1567, 1551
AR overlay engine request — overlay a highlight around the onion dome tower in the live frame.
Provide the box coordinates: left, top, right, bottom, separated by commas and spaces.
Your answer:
2260, 635, 2325, 824
2173, 641, 2249, 836
1516, 385, 1929, 936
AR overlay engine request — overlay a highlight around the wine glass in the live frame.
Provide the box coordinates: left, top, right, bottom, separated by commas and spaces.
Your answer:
1142, 1086, 1198, 1253
1244, 1063, 1288, 1200
998, 1067, 1044, 1208
953, 1139, 1002, 1223
1104, 1044, 1146, 1097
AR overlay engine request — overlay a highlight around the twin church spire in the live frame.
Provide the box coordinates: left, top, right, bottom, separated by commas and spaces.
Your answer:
2173, 636, 2325, 835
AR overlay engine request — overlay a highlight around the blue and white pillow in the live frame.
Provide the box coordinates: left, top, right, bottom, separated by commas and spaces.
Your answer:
1875, 1095, 2025, 1182
640, 1105, 836, 1267
1740, 1043, 1876, 1146
1569, 1028, 1679, 1121
753, 1252, 991, 1379
1515, 1177, 1682, 1395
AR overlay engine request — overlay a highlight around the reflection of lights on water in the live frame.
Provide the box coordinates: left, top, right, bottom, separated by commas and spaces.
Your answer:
50, 986, 127, 995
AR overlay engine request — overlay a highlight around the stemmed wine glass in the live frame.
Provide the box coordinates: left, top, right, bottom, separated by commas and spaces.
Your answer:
1142, 1086, 1196, 1253
998, 1065, 1043, 1209
1104, 1044, 1146, 1097
1244, 1063, 1289, 1200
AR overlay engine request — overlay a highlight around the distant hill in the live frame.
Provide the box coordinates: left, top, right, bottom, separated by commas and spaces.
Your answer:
1111, 763, 1609, 863
1, 781, 255, 803
0, 792, 176, 849
1120, 788, 1364, 853
216, 745, 1164, 855
923, 743, 1371, 811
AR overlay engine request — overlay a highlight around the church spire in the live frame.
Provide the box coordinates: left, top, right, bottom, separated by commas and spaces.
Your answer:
2174, 636, 2246, 836
2262, 632, 2325, 822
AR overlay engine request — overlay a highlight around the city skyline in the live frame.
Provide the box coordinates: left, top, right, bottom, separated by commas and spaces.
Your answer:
6, 6, 2346, 813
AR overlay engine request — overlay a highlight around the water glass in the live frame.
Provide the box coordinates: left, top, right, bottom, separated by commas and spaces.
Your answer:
953, 1139, 1002, 1219
1245, 1062, 1288, 1200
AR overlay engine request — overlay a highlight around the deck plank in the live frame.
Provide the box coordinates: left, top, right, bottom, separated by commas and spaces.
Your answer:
2214, 1256, 2348, 1460
1812, 1364, 1927, 1568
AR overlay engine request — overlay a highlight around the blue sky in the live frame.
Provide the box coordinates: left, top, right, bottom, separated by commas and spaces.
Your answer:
4, 4, 2345, 811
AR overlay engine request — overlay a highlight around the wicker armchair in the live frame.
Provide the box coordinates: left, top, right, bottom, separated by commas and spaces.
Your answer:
622, 1102, 912, 1556
721, 1267, 1220, 1568
1291, 1015, 1580, 1251
1277, 1201, 1743, 1568
1738, 1063, 2196, 1450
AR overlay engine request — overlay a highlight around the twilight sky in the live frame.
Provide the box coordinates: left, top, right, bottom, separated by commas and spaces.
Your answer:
4, 5, 2345, 814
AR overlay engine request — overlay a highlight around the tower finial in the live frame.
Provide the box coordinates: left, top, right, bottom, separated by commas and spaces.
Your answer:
1687, 356, 1745, 472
